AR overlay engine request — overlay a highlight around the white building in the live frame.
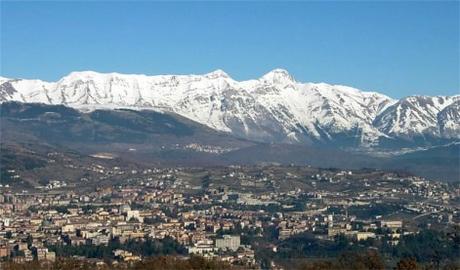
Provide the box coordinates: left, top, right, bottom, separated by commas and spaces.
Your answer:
126, 210, 143, 222
215, 235, 240, 251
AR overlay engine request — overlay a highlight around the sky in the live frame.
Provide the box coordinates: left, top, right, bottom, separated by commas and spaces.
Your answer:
1, 1, 459, 98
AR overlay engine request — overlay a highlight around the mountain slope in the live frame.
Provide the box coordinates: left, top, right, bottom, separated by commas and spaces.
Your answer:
1, 102, 458, 182
383, 143, 460, 182
0, 101, 253, 155
374, 96, 460, 138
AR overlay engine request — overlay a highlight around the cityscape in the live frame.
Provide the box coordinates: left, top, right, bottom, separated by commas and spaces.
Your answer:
0, 163, 459, 269
1, 1, 459, 269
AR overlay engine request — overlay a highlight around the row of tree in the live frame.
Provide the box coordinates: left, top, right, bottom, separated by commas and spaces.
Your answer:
1, 255, 232, 270
46, 236, 186, 259
257, 229, 459, 269
296, 252, 458, 270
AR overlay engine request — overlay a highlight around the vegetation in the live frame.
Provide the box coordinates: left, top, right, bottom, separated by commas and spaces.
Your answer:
276, 233, 353, 258
1, 256, 233, 270
390, 229, 459, 265
347, 203, 402, 219
46, 236, 186, 259
131, 255, 233, 270
263, 229, 460, 269
294, 251, 386, 270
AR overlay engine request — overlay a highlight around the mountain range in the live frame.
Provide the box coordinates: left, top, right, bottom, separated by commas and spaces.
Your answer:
1, 69, 458, 149
1, 70, 459, 183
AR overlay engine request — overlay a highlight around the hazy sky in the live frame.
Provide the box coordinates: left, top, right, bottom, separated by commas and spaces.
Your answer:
1, 1, 459, 98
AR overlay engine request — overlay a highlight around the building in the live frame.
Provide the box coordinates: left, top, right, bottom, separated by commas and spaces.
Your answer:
126, 210, 143, 222
0, 246, 9, 258
354, 232, 376, 241
46, 251, 56, 262
327, 226, 348, 238
187, 244, 216, 255
379, 220, 403, 229
215, 235, 240, 251
36, 248, 48, 261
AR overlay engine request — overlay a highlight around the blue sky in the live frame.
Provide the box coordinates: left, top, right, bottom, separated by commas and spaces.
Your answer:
1, 1, 458, 98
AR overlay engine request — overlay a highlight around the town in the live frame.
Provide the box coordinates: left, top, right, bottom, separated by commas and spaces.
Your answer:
0, 164, 459, 269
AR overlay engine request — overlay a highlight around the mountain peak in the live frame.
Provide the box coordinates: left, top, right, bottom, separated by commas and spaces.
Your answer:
205, 69, 230, 79
261, 69, 295, 84
0, 76, 11, 83
68, 70, 101, 76
61, 71, 104, 81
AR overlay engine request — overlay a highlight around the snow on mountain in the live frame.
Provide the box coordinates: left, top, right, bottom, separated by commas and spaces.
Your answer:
437, 99, 460, 138
1, 70, 458, 147
373, 96, 460, 139
0, 77, 10, 84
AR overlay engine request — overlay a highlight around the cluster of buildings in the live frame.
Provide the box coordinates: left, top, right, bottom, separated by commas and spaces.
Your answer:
0, 164, 458, 267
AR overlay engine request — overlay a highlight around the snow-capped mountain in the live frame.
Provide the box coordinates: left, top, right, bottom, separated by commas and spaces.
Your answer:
1, 69, 458, 148
374, 96, 460, 139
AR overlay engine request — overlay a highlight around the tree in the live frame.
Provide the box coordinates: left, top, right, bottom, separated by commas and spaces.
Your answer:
298, 260, 336, 270
338, 250, 384, 270
131, 256, 232, 270
395, 258, 419, 270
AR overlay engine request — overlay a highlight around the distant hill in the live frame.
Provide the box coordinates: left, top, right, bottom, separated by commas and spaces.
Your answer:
383, 144, 460, 182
